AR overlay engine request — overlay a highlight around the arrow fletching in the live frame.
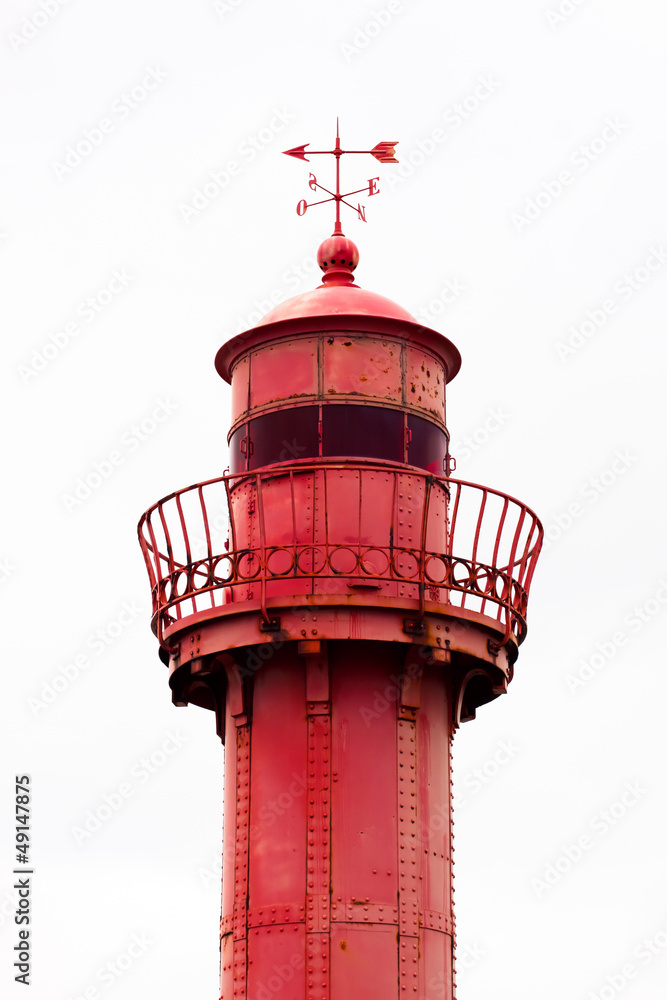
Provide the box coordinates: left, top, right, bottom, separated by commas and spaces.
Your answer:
370, 141, 398, 163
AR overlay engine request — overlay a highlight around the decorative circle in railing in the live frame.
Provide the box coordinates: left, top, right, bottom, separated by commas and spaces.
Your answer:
266, 547, 295, 577
296, 545, 327, 575
236, 551, 262, 581
424, 554, 449, 586
392, 548, 420, 580
212, 554, 235, 584
360, 547, 390, 577
329, 546, 359, 575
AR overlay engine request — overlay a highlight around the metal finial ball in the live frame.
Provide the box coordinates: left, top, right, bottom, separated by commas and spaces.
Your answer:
317, 236, 360, 273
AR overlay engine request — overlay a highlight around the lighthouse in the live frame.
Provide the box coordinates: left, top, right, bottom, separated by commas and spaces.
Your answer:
137, 126, 542, 999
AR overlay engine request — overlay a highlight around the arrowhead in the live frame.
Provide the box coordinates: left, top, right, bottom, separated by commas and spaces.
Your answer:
282, 144, 310, 161
371, 141, 399, 163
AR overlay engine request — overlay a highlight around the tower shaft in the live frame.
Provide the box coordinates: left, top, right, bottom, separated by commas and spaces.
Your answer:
220, 640, 455, 999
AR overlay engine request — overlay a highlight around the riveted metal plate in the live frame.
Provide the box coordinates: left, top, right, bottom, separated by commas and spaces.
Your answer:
246, 903, 306, 928
331, 900, 399, 925
232, 723, 250, 998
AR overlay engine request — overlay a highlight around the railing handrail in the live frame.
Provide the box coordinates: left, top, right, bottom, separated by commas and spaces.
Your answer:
138, 462, 543, 651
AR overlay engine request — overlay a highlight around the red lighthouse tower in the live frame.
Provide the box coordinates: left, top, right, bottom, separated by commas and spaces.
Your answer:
138, 130, 542, 999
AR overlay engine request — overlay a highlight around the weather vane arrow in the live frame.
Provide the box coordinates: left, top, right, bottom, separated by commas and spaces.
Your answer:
283, 119, 398, 235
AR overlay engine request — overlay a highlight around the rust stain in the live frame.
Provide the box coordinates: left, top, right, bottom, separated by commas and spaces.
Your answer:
340, 940, 347, 951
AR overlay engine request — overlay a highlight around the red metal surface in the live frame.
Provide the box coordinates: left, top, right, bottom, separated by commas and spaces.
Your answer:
138, 185, 542, 996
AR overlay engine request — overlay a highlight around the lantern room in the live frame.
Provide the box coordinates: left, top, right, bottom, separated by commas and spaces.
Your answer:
215, 235, 461, 478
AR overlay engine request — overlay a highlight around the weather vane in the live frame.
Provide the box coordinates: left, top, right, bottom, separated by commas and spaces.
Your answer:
283, 119, 398, 236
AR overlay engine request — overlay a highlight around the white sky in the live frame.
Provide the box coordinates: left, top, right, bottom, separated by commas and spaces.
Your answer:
3, 1, 667, 998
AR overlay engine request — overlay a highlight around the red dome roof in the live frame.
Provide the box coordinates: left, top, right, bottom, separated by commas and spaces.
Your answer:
255, 281, 416, 326
215, 235, 462, 384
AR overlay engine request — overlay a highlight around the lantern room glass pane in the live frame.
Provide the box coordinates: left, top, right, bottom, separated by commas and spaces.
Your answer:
322, 404, 404, 462
407, 413, 447, 474
248, 406, 319, 471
